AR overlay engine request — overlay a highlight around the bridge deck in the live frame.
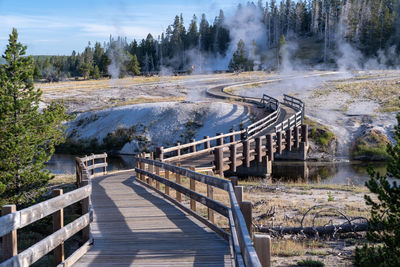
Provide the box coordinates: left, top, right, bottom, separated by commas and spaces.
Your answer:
74, 171, 232, 266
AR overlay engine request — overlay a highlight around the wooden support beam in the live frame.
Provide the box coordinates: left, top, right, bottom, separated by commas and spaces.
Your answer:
240, 201, 253, 239
80, 180, 90, 243
52, 189, 64, 266
148, 163, 154, 186
294, 126, 300, 148
230, 144, 238, 172
286, 128, 292, 152
243, 140, 250, 167
277, 131, 283, 154
207, 185, 214, 223
255, 137, 263, 163
103, 152, 107, 175
214, 147, 224, 176
254, 234, 271, 267
266, 134, 274, 161
189, 167, 196, 211
2, 204, 17, 262
230, 129, 236, 143
301, 124, 308, 144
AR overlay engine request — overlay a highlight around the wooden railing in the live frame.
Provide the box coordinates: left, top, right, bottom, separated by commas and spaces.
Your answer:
157, 93, 281, 162
245, 94, 281, 140
213, 125, 308, 175
0, 153, 108, 267
275, 94, 304, 132
135, 156, 268, 267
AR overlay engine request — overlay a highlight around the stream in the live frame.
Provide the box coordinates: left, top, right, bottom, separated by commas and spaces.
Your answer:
46, 154, 386, 185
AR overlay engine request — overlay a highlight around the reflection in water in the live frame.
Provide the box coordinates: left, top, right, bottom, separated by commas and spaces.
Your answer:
45, 154, 136, 175
47, 154, 387, 185
272, 161, 387, 185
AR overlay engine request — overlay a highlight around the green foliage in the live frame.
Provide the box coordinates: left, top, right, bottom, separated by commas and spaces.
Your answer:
127, 54, 141, 76
297, 258, 324, 267
354, 111, 400, 266
327, 191, 334, 201
228, 39, 253, 72
0, 29, 70, 202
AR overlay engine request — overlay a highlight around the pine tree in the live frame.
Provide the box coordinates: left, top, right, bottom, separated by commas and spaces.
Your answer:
127, 54, 141, 76
354, 108, 400, 266
228, 39, 251, 72
0, 29, 70, 201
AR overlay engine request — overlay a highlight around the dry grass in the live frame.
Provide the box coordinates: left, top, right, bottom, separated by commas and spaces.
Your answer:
315, 77, 400, 112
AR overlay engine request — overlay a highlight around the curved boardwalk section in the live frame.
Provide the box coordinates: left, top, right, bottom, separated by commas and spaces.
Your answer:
74, 171, 232, 266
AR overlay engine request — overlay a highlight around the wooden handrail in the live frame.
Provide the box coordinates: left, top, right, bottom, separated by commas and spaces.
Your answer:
0, 153, 108, 267
135, 157, 262, 267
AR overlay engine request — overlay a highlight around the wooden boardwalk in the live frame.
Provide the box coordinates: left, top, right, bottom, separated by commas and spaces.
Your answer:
74, 171, 232, 267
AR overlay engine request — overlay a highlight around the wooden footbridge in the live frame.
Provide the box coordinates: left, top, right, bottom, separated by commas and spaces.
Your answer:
0, 81, 308, 267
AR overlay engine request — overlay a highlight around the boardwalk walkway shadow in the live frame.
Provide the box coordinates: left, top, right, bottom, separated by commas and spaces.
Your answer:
74, 171, 231, 266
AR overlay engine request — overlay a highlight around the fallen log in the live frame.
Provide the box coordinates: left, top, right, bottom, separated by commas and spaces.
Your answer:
256, 222, 368, 236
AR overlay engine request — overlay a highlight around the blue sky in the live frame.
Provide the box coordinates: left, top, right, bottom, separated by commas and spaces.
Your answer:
0, 0, 248, 55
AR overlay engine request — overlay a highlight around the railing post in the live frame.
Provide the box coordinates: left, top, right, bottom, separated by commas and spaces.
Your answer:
214, 147, 224, 176
80, 179, 90, 243
266, 134, 274, 161
294, 126, 300, 149
230, 144, 237, 172
204, 136, 211, 151
103, 153, 107, 175
75, 158, 81, 187
190, 139, 196, 153
175, 163, 182, 202
176, 142, 181, 158
254, 234, 272, 267
165, 169, 170, 195
189, 167, 196, 211
148, 162, 154, 186
230, 129, 236, 143
256, 137, 263, 163
90, 153, 95, 176
301, 124, 308, 144
286, 128, 292, 152
155, 165, 161, 190
243, 140, 250, 167
277, 131, 283, 154
53, 189, 64, 266
240, 201, 253, 239
156, 146, 164, 161
206, 170, 215, 223
2, 204, 17, 262
217, 132, 224, 146
234, 185, 243, 203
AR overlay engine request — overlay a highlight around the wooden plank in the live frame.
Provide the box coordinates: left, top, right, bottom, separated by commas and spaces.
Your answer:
0, 185, 91, 236
2, 213, 91, 267
86, 162, 108, 171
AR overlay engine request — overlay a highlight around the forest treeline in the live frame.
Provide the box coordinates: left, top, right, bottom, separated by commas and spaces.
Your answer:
33, 0, 400, 81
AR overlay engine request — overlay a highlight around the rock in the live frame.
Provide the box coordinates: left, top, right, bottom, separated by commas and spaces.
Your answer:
350, 126, 391, 161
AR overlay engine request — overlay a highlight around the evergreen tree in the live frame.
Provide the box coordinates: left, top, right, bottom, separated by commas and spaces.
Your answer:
127, 54, 141, 76
228, 39, 251, 72
277, 34, 287, 68
0, 29, 70, 201
354, 108, 400, 266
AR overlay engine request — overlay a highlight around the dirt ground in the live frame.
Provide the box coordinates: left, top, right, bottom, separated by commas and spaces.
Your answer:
242, 181, 371, 266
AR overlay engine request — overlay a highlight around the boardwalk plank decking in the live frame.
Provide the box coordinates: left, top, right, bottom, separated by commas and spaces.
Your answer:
74, 171, 232, 267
